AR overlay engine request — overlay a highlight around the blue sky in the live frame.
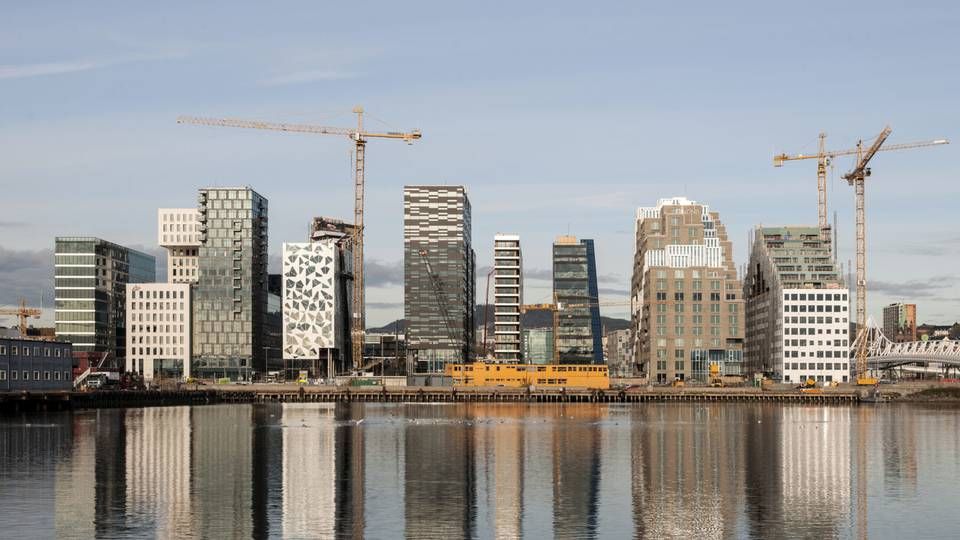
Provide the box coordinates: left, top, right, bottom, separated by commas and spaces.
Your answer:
1, 1, 958, 327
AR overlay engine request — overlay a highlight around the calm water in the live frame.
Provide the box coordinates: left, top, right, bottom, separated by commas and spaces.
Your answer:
1, 402, 958, 539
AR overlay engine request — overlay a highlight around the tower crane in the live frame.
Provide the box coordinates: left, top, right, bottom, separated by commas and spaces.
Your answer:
522, 299, 632, 363
417, 249, 461, 365
836, 126, 948, 384
178, 108, 421, 371
774, 134, 949, 242
0, 298, 42, 336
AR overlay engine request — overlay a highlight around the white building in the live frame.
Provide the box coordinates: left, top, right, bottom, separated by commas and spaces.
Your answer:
158, 208, 201, 284
282, 241, 351, 373
744, 226, 851, 383
125, 283, 192, 380
494, 234, 523, 362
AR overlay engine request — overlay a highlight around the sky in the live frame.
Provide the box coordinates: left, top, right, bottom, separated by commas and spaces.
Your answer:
1, 1, 959, 328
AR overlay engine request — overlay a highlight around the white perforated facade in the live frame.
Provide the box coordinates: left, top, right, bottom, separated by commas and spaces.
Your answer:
282, 241, 347, 360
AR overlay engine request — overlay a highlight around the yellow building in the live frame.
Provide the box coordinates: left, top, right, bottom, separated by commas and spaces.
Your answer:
444, 362, 609, 389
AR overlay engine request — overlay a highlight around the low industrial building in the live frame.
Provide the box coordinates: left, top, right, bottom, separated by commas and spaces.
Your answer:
0, 337, 73, 391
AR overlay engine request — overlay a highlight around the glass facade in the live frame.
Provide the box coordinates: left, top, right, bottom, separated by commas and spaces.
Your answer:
191, 187, 268, 380
521, 328, 554, 364
55, 237, 156, 366
403, 186, 475, 373
553, 237, 602, 364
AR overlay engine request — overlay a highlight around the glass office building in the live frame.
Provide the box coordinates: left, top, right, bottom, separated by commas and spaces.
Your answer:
192, 187, 269, 380
552, 236, 602, 364
54, 237, 155, 366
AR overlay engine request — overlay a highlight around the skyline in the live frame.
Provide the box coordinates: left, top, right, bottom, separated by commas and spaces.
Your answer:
2, 1, 959, 326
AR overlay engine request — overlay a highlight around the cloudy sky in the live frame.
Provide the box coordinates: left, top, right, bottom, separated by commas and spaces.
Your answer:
1, 1, 958, 327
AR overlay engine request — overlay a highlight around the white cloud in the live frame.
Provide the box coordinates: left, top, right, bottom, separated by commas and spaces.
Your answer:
259, 69, 358, 87
0, 60, 101, 80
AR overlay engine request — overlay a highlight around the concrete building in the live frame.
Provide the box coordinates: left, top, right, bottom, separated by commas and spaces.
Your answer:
744, 226, 850, 383
630, 197, 744, 383
0, 337, 73, 391
158, 208, 201, 283
604, 328, 633, 377
55, 237, 155, 368
521, 328, 554, 364
403, 185, 475, 373
125, 283, 192, 381
493, 234, 523, 362
192, 187, 269, 380
883, 303, 917, 342
553, 236, 602, 364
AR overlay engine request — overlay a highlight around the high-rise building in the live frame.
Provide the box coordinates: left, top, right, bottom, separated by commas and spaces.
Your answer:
493, 234, 523, 362
281, 222, 353, 378
630, 197, 744, 383
552, 236, 602, 364
158, 208, 201, 283
604, 328, 633, 377
743, 226, 850, 383
192, 187, 269, 379
521, 328, 554, 364
403, 185, 475, 372
125, 282, 192, 380
883, 303, 917, 342
54, 237, 155, 367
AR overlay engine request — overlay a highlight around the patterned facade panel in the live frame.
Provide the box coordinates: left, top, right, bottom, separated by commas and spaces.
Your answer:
282, 242, 337, 358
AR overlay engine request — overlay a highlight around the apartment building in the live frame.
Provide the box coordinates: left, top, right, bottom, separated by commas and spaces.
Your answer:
493, 234, 523, 362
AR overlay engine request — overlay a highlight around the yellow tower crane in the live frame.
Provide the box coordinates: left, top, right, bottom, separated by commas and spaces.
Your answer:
0, 298, 42, 336
522, 299, 632, 363
774, 133, 949, 242
178, 108, 421, 372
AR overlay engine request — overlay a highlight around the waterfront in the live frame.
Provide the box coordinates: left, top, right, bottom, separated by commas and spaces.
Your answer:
0, 403, 958, 539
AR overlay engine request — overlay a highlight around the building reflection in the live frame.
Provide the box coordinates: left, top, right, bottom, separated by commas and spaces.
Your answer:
280, 403, 336, 537
404, 404, 477, 539
552, 404, 603, 538
473, 404, 524, 539
630, 404, 745, 538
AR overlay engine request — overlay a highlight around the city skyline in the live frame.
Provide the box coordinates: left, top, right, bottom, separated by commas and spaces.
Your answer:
2, 2, 959, 326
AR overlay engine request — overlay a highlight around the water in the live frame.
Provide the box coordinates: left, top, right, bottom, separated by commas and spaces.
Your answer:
1, 402, 958, 539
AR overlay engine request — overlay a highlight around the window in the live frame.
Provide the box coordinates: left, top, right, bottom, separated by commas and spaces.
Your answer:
44, 371, 51, 380
0, 370, 5, 380
0, 345, 5, 354
23, 347, 29, 357
11, 371, 17, 380
55, 371, 61, 380
674, 292, 684, 301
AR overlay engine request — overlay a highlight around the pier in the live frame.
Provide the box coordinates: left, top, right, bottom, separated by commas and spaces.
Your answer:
0, 385, 867, 412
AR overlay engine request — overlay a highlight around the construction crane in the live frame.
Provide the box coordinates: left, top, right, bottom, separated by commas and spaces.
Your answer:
522, 299, 632, 363
0, 298, 41, 336
774, 133, 949, 242
417, 249, 461, 366
178, 108, 421, 371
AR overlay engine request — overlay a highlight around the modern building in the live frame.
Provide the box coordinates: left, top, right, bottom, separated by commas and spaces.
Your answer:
553, 236, 602, 364
281, 237, 353, 379
522, 328, 554, 364
743, 226, 850, 383
493, 234, 523, 362
125, 283, 192, 381
403, 185, 475, 373
54, 237, 155, 368
883, 303, 917, 342
630, 197, 744, 383
604, 328, 634, 377
158, 208, 201, 283
192, 187, 269, 380
0, 337, 73, 391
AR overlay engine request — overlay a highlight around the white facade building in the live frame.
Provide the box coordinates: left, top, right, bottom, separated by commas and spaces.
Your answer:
158, 208, 201, 283
780, 289, 851, 383
282, 242, 347, 361
494, 234, 523, 362
125, 283, 192, 380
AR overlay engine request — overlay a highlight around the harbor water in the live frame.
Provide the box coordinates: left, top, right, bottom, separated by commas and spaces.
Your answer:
1, 402, 958, 539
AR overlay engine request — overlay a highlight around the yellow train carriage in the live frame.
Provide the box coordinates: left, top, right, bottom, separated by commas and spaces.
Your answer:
445, 362, 609, 389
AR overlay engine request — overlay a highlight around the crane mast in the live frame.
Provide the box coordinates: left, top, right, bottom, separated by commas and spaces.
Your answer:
178, 108, 421, 372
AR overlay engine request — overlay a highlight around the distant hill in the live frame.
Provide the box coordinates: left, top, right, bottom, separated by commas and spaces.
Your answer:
367, 304, 630, 335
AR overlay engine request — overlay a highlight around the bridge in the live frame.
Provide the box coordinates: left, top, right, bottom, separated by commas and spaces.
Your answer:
858, 325, 960, 371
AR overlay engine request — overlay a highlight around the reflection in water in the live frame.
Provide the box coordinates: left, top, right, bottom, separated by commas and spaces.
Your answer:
1, 403, 958, 538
